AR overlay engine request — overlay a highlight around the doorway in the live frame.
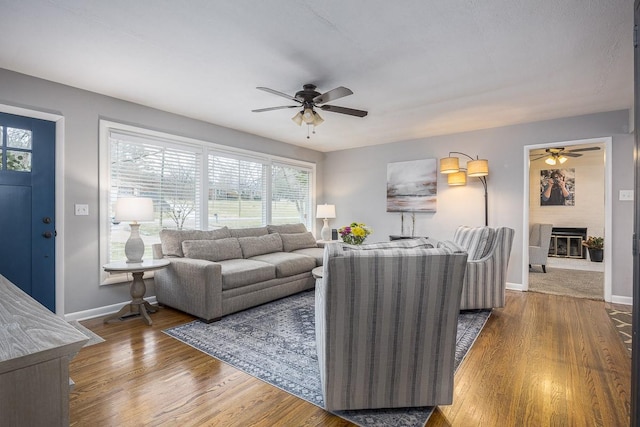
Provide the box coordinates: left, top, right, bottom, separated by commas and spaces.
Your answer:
0, 112, 56, 311
522, 137, 612, 301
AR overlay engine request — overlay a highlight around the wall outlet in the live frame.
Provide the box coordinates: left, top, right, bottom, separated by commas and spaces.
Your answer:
75, 204, 89, 216
619, 190, 634, 201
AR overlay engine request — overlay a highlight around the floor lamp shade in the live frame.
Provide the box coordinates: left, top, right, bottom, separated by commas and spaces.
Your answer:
440, 157, 460, 174
114, 197, 154, 263
316, 204, 336, 241
467, 159, 489, 177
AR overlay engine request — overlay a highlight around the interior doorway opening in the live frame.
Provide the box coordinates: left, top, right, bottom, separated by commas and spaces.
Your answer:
522, 137, 612, 301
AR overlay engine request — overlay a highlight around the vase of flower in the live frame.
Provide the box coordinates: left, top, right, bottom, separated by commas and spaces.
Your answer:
338, 222, 373, 245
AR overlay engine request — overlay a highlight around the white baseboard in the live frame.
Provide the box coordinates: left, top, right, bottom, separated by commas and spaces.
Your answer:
64, 296, 157, 322
506, 282, 525, 291
610, 295, 633, 306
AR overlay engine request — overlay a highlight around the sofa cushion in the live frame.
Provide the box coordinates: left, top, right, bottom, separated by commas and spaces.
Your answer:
453, 226, 495, 260
250, 252, 317, 278
280, 232, 318, 252
217, 259, 276, 290
181, 237, 242, 262
238, 233, 283, 258
229, 226, 269, 238
291, 247, 325, 266
160, 227, 231, 257
267, 223, 308, 234
436, 240, 467, 254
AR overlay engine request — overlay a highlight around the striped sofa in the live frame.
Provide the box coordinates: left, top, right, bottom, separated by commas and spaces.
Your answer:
315, 239, 468, 411
449, 226, 515, 310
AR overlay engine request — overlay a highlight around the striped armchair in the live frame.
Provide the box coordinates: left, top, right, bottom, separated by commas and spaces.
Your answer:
451, 226, 515, 310
315, 241, 468, 411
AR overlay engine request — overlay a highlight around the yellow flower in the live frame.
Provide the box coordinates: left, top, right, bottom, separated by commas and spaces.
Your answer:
352, 227, 366, 237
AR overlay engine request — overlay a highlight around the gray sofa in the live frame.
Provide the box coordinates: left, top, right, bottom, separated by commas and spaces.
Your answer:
153, 223, 324, 322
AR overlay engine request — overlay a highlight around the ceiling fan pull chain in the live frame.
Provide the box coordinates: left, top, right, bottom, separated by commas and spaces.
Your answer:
307, 124, 311, 139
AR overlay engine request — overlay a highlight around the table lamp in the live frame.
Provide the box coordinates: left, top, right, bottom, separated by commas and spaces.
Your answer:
316, 204, 336, 241
114, 197, 154, 263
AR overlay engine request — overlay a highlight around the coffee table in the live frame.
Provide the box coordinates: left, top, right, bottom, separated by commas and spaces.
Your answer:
102, 259, 170, 326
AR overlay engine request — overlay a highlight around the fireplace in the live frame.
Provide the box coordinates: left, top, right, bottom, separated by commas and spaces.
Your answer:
548, 227, 587, 259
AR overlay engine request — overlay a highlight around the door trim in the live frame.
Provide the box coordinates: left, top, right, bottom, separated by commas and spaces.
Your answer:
521, 136, 613, 301
0, 103, 65, 314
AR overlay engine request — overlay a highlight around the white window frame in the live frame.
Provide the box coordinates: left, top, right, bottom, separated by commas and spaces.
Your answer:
99, 120, 316, 285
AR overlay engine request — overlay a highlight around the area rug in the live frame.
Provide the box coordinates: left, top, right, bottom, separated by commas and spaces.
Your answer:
529, 267, 603, 300
69, 320, 105, 347
606, 308, 632, 356
164, 290, 490, 427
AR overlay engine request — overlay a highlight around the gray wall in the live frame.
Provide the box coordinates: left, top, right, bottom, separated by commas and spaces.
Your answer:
0, 68, 325, 314
323, 110, 634, 299
1, 67, 632, 314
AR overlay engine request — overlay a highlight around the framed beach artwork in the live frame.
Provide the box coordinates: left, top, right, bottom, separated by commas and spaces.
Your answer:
540, 168, 575, 206
387, 158, 437, 212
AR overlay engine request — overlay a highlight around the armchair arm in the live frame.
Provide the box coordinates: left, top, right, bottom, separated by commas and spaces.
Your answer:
154, 257, 223, 322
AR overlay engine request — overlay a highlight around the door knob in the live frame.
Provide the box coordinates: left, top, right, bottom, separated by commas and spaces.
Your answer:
42, 231, 53, 239
42, 217, 52, 224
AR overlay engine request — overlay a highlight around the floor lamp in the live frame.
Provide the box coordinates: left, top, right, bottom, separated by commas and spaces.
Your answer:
440, 152, 489, 226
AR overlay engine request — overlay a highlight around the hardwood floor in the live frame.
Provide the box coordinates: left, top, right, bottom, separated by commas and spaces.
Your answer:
69, 291, 631, 426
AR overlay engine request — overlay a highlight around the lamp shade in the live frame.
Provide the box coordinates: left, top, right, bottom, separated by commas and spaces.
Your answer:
292, 111, 303, 126
440, 157, 460, 174
447, 171, 467, 186
316, 204, 336, 219
114, 197, 154, 222
467, 159, 489, 177
545, 156, 557, 166
558, 155, 568, 164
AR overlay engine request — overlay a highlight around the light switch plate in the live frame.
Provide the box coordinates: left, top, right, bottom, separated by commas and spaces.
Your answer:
75, 204, 89, 215
619, 190, 634, 201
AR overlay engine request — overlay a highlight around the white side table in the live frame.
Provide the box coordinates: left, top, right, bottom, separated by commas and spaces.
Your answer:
102, 259, 170, 326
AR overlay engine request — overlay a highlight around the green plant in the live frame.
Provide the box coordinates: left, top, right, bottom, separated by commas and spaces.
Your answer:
582, 236, 604, 249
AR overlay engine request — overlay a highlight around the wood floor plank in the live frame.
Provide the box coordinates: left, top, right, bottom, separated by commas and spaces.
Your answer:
69, 290, 630, 426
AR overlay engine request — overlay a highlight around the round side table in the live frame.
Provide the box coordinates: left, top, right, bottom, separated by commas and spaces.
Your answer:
102, 259, 170, 326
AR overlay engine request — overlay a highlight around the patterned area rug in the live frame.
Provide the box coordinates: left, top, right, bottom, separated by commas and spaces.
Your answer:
164, 290, 490, 427
606, 309, 632, 356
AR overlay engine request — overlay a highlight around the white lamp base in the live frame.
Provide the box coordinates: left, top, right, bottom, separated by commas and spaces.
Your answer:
320, 218, 331, 241
124, 222, 145, 263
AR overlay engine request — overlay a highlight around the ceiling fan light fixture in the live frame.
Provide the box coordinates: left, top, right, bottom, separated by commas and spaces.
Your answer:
291, 111, 303, 126
558, 155, 568, 164
545, 156, 557, 166
302, 108, 315, 125
312, 111, 324, 126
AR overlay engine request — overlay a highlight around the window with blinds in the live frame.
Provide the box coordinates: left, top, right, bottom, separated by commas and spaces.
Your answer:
109, 133, 201, 261
271, 164, 311, 225
101, 121, 315, 267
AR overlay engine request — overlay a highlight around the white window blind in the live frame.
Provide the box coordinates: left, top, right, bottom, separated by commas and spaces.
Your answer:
109, 133, 201, 261
101, 121, 315, 270
271, 163, 311, 226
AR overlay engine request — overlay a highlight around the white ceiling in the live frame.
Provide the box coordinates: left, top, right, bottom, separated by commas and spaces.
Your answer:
0, 1, 633, 152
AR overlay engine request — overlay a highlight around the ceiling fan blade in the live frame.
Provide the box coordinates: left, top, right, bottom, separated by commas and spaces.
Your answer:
256, 87, 300, 103
313, 86, 353, 104
252, 106, 299, 113
530, 155, 547, 161
567, 147, 601, 153
564, 153, 582, 157
319, 104, 368, 117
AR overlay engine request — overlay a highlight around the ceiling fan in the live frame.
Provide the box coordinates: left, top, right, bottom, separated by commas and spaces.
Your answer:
252, 84, 368, 138
531, 146, 601, 166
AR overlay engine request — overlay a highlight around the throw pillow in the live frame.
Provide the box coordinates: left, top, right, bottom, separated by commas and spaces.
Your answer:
160, 227, 231, 257
181, 238, 243, 262
280, 232, 318, 252
267, 223, 308, 234
229, 226, 269, 238
238, 233, 283, 258
342, 238, 433, 251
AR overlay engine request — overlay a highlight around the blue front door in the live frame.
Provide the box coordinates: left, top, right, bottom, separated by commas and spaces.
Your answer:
0, 112, 56, 311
